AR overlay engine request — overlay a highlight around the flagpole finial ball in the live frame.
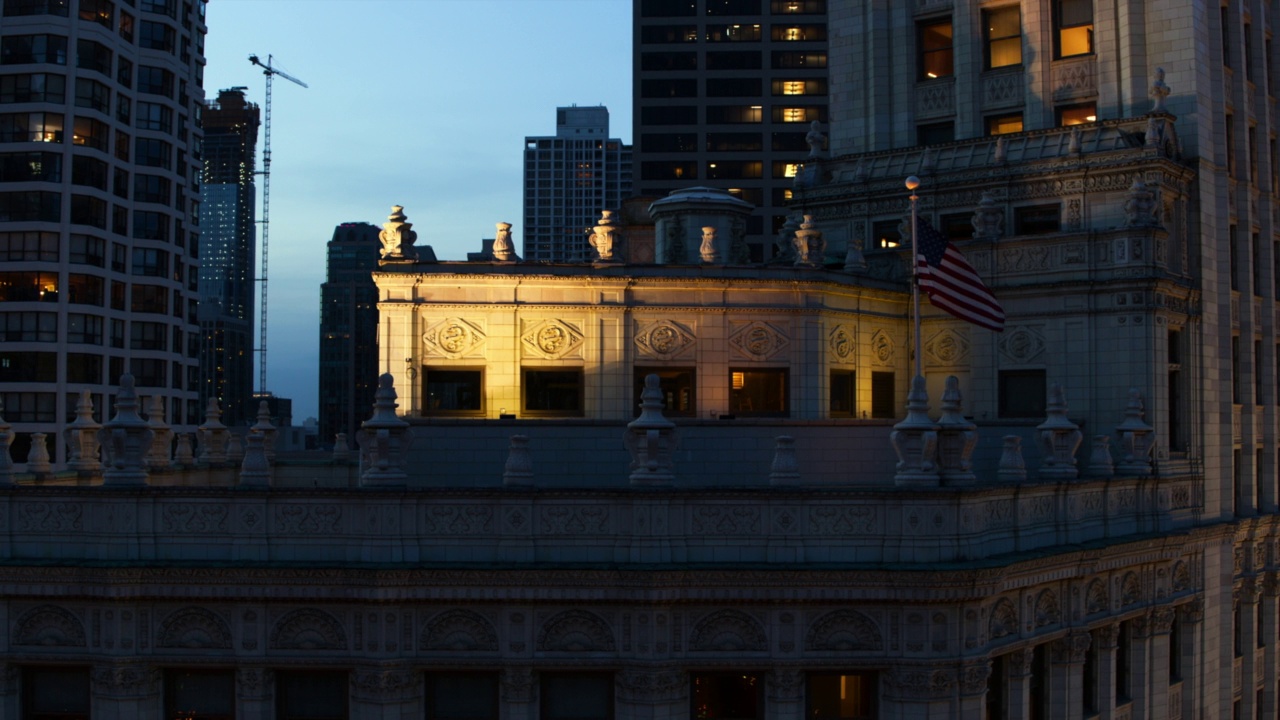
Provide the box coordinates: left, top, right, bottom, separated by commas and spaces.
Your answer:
905, 176, 921, 191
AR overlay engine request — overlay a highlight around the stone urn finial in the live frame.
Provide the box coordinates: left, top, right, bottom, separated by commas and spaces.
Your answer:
1150, 67, 1170, 114
699, 226, 720, 264
624, 374, 678, 486
1115, 388, 1155, 475
769, 436, 800, 486
890, 375, 940, 487
1037, 383, 1082, 480
590, 210, 621, 263
792, 214, 826, 267
252, 400, 278, 464
145, 395, 173, 471
357, 373, 411, 486
65, 390, 102, 472
378, 205, 418, 261
492, 221, 516, 262
1124, 179, 1157, 228
503, 435, 534, 487
997, 435, 1026, 483
935, 376, 977, 486
239, 431, 271, 487
99, 374, 154, 486
198, 397, 229, 465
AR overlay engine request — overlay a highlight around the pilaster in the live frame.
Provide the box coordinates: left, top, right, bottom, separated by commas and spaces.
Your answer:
90, 663, 161, 720
351, 665, 421, 719
501, 667, 535, 720
615, 667, 688, 720
235, 667, 274, 719
1050, 632, 1091, 719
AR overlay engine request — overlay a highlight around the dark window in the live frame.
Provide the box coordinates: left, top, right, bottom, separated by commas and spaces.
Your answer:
136, 100, 172, 132
919, 19, 954, 79
116, 93, 130, 123
0, 190, 60, 222
706, 24, 762, 42
871, 371, 895, 418
771, 131, 807, 152
1232, 335, 1242, 403
426, 673, 499, 720
130, 358, 165, 388
140, 0, 175, 17
135, 137, 171, 168
634, 367, 696, 417
807, 672, 876, 720
1055, 0, 1093, 58
1116, 620, 1132, 701
988, 655, 1007, 720
1230, 224, 1240, 290
0, 72, 66, 103
986, 113, 1023, 135
22, 666, 90, 719
75, 39, 111, 76
640, 0, 696, 17
66, 352, 102, 383
137, 65, 173, 97
69, 194, 106, 229
68, 273, 103, 306
772, 24, 825, 41
1014, 205, 1060, 235
999, 369, 1046, 417
641, 78, 698, 98
706, 0, 761, 14
709, 159, 763, 179
1029, 644, 1049, 720
771, 0, 824, 12
640, 25, 698, 43
130, 283, 167, 314
133, 173, 170, 204
138, 20, 175, 52
117, 56, 132, 88
917, 121, 954, 145
640, 106, 697, 125
0, 230, 59, 261
0, 350, 56, 382
706, 105, 763, 124
0, 35, 68, 65
707, 77, 763, 97
67, 313, 103, 344
131, 247, 168, 276
708, 51, 762, 70
830, 370, 855, 417
0, 311, 56, 342
692, 673, 762, 720
940, 213, 972, 241
1253, 231, 1263, 296
772, 50, 827, 68
523, 369, 584, 416
642, 160, 697, 180
1, 391, 56, 422
984, 5, 1022, 68
1056, 102, 1096, 126
642, 133, 698, 153
641, 51, 697, 71
423, 368, 483, 415
164, 669, 234, 720
730, 368, 789, 417
71, 155, 107, 190
707, 132, 763, 152
0, 152, 61, 182
129, 320, 166, 350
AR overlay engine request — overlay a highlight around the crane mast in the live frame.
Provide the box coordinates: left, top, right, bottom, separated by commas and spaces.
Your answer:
248, 54, 307, 396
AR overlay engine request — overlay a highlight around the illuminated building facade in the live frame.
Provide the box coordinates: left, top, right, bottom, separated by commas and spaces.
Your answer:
198, 86, 259, 427
318, 221, 381, 446
632, 0, 829, 261
522, 105, 632, 262
0, 0, 207, 466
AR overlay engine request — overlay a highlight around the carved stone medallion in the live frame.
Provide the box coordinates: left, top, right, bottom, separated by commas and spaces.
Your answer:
829, 325, 855, 361
423, 318, 486, 359
998, 326, 1044, 363
729, 321, 789, 360
924, 328, 969, 366
635, 320, 695, 358
869, 329, 895, 366
521, 319, 584, 360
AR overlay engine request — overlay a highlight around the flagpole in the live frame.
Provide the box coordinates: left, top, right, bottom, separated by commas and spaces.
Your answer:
906, 175, 922, 379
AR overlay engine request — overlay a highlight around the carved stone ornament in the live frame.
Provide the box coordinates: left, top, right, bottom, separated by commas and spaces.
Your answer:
1007, 647, 1036, 677
972, 191, 1003, 239
729, 321, 790, 360
1171, 561, 1191, 593
537, 609, 616, 653
1120, 572, 1142, 607
65, 390, 102, 472
423, 318, 486, 359
634, 320, 695, 358
1051, 633, 1092, 664
792, 214, 826, 267
269, 608, 348, 651
1085, 578, 1109, 615
936, 375, 977, 486
805, 609, 884, 652
157, 607, 233, 650
1150, 606, 1176, 635
869, 329, 895, 366
1178, 599, 1205, 624
960, 662, 992, 695
925, 328, 969, 366
884, 667, 956, 701
616, 668, 688, 703
829, 325, 855, 361
625, 374, 679, 486
891, 375, 941, 487
1124, 179, 1158, 228
91, 665, 160, 697
99, 373, 154, 485
689, 609, 768, 653
501, 668, 535, 702
998, 326, 1044, 362
492, 221, 516, 262
521, 319, 584, 360
421, 609, 499, 652
988, 598, 1018, 640
766, 668, 804, 700
353, 667, 417, 700
590, 210, 621, 263
1036, 383, 1082, 480
236, 668, 274, 698
13, 604, 87, 647
378, 205, 418, 261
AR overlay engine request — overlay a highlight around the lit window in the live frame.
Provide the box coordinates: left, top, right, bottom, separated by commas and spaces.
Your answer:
986, 113, 1023, 135
807, 672, 877, 720
782, 80, 805, 95
1056, 102, 1096, 126
918, 19, 953, 79
729, 369, 789, 417
984, 6, 1022, 69
781, 107, 807, 122
1055, 0, 1093, 58
783, 163, 800, 177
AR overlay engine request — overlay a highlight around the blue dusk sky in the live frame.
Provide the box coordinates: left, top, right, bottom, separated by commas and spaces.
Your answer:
202, 0, 633, 420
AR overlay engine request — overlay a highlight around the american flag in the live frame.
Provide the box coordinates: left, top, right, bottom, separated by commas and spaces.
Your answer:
915, 216, 1005, 332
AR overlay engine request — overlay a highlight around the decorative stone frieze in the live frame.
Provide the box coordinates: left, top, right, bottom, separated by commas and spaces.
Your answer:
829, 325, 855, 362
90, 664, 160, 698
766, 668, 804, 701
634, 320, 695, 359
1051, 633, 1092, 664
421, 609, 499, 652
884, 666, 956, 700
352, 666, 418, 702
236, 668, 273, 699
500, 668, 534, 702
521, 319, 584, 360
729, 321, 789, 360
537, 609, 615, 652
615, 667, 687, 703
959, 662, 991, 696
690, 610, 767, 653
423, 318, 487, 359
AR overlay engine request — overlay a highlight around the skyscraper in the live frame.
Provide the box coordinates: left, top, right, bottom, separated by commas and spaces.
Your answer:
0, 0, 207, 465
318, 221, 380, 447
632, 0, 828, 261
198, 86, 258, 428
522, 105, 632, 262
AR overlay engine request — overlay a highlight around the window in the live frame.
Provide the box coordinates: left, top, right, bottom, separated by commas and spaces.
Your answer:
772, 79, 827, 95
807, 672, 876, 720
870, 371, 895, 418
0, 311, 56, 342
0, 230, 59, 261
998, 369, 1046, 417
426, 673, 499, 720
139, 20, 176, 53
1056, 102, 1096, 126
68, 273, 103, 306
985, 6, 1022, 68
133, 173, 170, 204
919, 19, 953, 79
1114, 620, 1132, 700
707, 105, 763, 124
634, 368, 696, 417
0, 34, 68, 65
75, 39, 111, 76
1055, 0, 1093, 58
772, 50, 826, 68
640, 25, 698, 43
830, 370, 855, 417
66, 352, 102, 383
642, 160, 697, 180
130, 320, 167, 350
692, 673, 762, 720
706, 24, 762, 42
523, 369, 584, 416
987, 113, 1023, 135
165, 669, 234, 720
0, 351, 54, 382
917, 121, 954, 145
642, 133, 697, 152
706, 0, 761, 14
131, 247, 168, 276
79, 0, 113, 26
641, 51, 697, 71
542, 674, 612, 720
730, 368, 788, 417
708, 51, 763, 70
0, 72, 66, 103
136, 100, 172, 132
641, 78, 698, 98
1168, 330, 1183, 451
708, 77, 763, 97
71, 155, 107, 190
1254, 231, 1263, 296
0, 271, 59, 302
131, 283, 167, 314
72, 116, 108, 151
117, 56, 132, 88
771, 132, 807, 152
135, 137, 171, 168
988, 655, 1007, 720
0, 190, 60, 222
275, 671, 348, 719
67, 313, 103, 344
871, 219, 900, 250
1014, 205, 1060, 235
69, 194, 106, 229
707, 132, 763, 152
137, 65, 173, 97
1232, 335, 1242, 404
940, 213, 972, 241
773, 106, 824, 123
423, 368, 483, 415
709, 160, 763, 179
0, 112, 64, 143
640, 0, 696, 17
771, 0, 824, 12
22, 666, 90, 719
772, 24, 825, 41
1230, 224, 1240, 290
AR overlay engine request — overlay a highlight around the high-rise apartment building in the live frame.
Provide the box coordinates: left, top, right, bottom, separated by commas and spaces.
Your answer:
198, 86, 258, 428
522, 105, 632, 262
632, 0, 828, 262
318, 221, 380, 446
0, 0, 207, 465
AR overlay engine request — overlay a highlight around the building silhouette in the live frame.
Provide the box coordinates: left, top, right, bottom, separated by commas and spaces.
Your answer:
318, 221, 381, 446
632, 0, 829, 261
522, 105, 632, 262
0, 0, 207, 465
198, 87, 259, 428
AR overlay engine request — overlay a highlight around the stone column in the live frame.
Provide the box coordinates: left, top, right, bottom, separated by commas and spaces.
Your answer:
1145, 607, 1176, 720
1238, 583, 1260, 720
882, 665, 959, 719
1176, 600, 1205, 720
1004, 648, 1034, 719
351, 665, 422, 718
956, 661, 990, 718
615, 666, 688, 720
1262, 581, 1278, 720
235, 668, 274, 719
90, 664, 161, 720
1127, 614, 1155, 719
1049, 633, 1090, 719
0, 664, 18, 719
500, 667, 535, 720
766, 668, 804, 720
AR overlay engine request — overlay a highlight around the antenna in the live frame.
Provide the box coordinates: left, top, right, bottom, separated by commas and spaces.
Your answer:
248, 54, 308, 396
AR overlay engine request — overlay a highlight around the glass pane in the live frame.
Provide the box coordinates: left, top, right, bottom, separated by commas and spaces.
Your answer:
543, 674, 612, 720
429, 673, 499, 720
730, 369, 788, 416
808, 673, 875, 720
1058, 24, 1092, 56
425, 370, 482, 412
989, 37, 1022, 67
692, 674, 761, 720
166, 669, 234, 719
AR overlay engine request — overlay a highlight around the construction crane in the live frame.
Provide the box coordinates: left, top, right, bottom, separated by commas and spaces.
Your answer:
248, 54, 308, 396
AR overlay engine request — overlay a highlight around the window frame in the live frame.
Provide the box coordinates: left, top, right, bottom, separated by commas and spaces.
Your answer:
729, 367, 790, 418
983, 5, 1022, 69
522, 368, 585, 417
918, 17, 954, 80
1054, 0, 1094, 59
422, 366, 485, 416
998, 368, 1047, 418
634, 367, 697, 417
